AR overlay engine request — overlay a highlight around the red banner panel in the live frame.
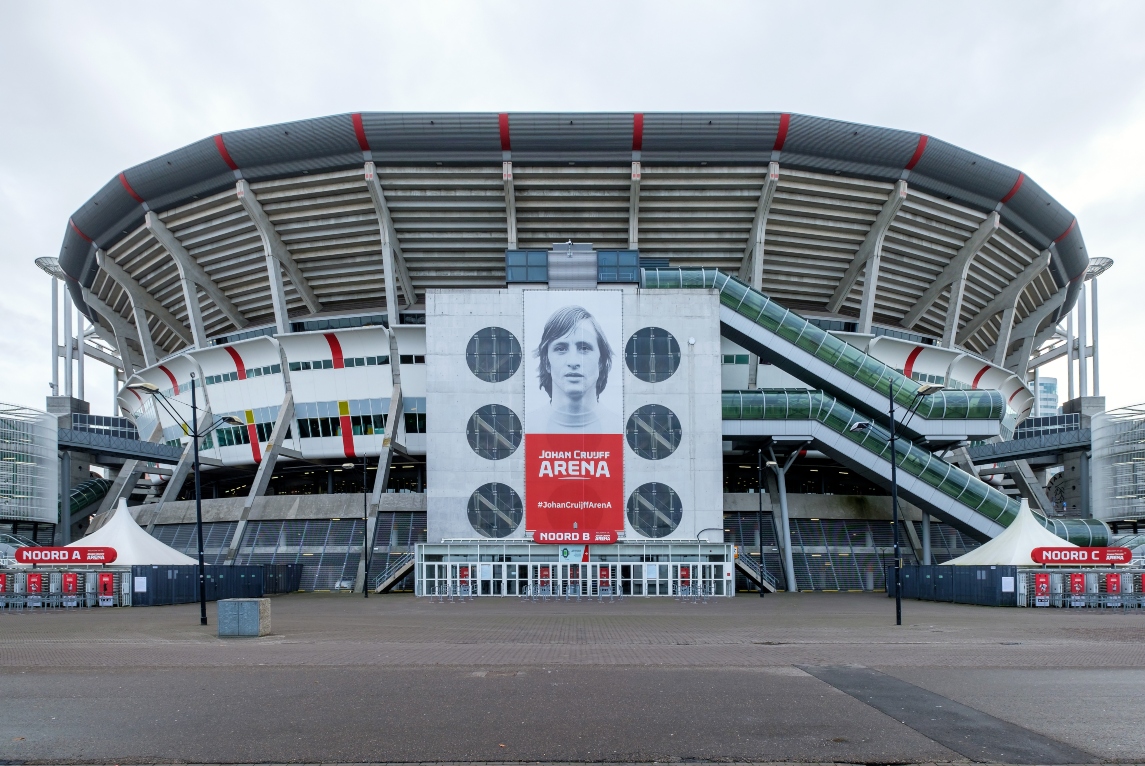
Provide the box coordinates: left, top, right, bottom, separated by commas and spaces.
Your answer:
15, 546, 118, 564
1031, 547, 1132, 565
98, 572, 115, 597
1107, 573, 1122, 594
26, 572, 43, 593
62, 572, 78, 595
525, 433, 623, 538
1070, 572, 1086, 595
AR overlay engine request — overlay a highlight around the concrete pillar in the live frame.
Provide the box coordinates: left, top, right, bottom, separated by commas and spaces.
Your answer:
1066, 310, 1075, 401
1091, 279, 1101, 397
63, 287, 73, 398
76, 313, 85, 402
50, 279, 59, 395
921, 514, 931, 566
1078, 287, 1088, 398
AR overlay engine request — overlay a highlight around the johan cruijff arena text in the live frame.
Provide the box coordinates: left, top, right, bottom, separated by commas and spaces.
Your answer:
44, 111, 1109, 595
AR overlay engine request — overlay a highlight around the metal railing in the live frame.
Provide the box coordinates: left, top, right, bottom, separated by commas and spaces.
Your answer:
373, 552, 415, 591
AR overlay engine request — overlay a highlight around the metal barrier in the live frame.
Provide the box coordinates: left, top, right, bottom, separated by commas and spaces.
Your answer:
1020, 569, 1144, 609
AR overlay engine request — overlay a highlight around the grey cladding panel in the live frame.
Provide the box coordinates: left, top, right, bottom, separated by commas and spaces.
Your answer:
142, 172, 239, 216
907, 172, 1002, 213
223, 114, 361, 168
124, 137, 236, 201
1005, 175, 1077, 250
776, 152, 905, 183
70, 176, 139, 247
642, 112, 781, 153
508, 113, 631, 152
360, 112, 501, 153
237, 153, 365, 183
909, 136, 1019, 201
784, 114, 920, 168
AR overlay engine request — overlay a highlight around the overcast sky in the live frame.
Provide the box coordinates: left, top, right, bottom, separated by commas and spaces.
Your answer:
2, 1, 1143, 415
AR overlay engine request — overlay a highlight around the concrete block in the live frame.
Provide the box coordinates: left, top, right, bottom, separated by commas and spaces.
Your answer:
217, 598, 271, 637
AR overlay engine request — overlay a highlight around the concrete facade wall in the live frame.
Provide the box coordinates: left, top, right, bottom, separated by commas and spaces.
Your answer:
425, 288, 724, 543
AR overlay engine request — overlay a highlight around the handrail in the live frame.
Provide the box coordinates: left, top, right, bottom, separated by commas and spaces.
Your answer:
644, 268, 1006, 423
373, 552, 415, 591
724, 389, 1110, 547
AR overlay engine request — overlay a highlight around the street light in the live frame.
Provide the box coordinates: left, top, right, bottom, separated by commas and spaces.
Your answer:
127, 377, 245, 626
849, 380, 944, 626
343, 459, 369, 598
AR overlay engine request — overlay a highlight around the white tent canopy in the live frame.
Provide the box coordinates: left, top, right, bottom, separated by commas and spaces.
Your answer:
67, 499, 197, 566
943, 499, 1076, 566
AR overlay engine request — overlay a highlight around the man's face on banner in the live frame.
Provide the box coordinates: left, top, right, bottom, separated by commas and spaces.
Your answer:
547, 319, 601, 402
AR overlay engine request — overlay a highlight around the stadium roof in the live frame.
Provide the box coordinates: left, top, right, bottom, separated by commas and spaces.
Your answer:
53, 112, 1087, 369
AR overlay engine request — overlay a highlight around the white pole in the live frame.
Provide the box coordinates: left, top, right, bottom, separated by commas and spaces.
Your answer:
1078, 286, 1088, 398
112, 365, 120, 415
63, 286, 73, 398
50, 278, 59, 396
76, 310, 85, 402
1066, 310, 1075, 402
1091, 278, 1101, 397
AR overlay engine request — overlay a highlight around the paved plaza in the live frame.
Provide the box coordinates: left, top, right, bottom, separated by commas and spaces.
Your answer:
2, 592, 1144, 764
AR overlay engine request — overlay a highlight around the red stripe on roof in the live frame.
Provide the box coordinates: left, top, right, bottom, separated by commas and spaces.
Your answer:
1000, 172, 1025, 204
323, 333, 345, 369
902, 346, 925, 379
213, 134, 239, 171
69, 219, 92, 243
904, 135, 929, 170
158, 365, 180, 396
118, 172, 144, 204
971, 365, 991, 389
247, 421, 263, 464
632, 113, 644, 151
351, 113, 370, 151
1054, 218, 1077, 244
773, 113, 791, 151
223, 346, 247, 380
498, 113, 511, 151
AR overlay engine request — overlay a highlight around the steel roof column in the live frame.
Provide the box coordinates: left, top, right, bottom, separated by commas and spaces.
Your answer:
364, 162, 416, 328
958, 250, 1051, 348
96, 250, 194, 349
827, 181, 908, 334
742, 162, 780, 389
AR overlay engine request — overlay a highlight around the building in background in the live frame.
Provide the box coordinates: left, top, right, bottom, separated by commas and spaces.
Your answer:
35, 111, 1115, 594
0, 403, 59, 543
1035, 376, 1059, 417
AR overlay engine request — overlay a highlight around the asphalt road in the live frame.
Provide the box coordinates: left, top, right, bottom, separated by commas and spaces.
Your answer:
1, 592, 1142, 764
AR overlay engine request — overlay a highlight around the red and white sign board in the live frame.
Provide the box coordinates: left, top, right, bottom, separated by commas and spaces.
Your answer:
524, 291, 624, 542
15, 546, 118, 564
1070, 572, 1086, 607
1031, 547, 1132, 565
1034, 572, 1050, 607
26, 572, 43, 593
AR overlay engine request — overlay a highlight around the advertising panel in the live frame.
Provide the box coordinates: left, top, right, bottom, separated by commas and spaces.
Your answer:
98, 572, 115, 607
524, 291, 623, 541
1034, 572, 1050, 607
1070, 572, 1086, 607
1107, 572, 1122, 606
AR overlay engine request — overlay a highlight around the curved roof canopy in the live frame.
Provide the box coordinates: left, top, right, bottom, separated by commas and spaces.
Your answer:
54, 112, 1087, 368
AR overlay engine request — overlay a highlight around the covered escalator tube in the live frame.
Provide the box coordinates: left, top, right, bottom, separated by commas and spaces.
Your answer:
645, 268, 1005, 430
723, 389, 1109, 546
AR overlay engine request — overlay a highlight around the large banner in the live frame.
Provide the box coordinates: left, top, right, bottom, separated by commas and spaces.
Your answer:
524, 291, 623, 542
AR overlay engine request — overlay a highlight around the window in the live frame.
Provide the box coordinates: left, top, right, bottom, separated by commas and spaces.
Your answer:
597, 250, 640, 283
626, 483, 682, 538
404, 413, 427, 434
506, 250, 548, 283
399, 355, 425, 365
722, 354, 750, 365
467, 483, 523, 538
626, 405, 682, 460
466, 327, 522, 383
290, 313, 388, 333
467, 405, 522, 460
625, 327, 681, 383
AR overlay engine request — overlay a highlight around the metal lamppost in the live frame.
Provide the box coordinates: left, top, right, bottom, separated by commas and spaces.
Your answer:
127, 377, 243, 626
343, 457, 369, 598
850, 381, 944, 626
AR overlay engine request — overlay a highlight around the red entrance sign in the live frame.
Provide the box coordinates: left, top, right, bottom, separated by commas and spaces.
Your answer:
63, 572, 78, 595
525, 433, 623, 540
1107, 573, 1122, 594
26, 572, 43, 593
15, 546, 118, 564
1031, 547, 1132, 565
1034, 572, 1050, 597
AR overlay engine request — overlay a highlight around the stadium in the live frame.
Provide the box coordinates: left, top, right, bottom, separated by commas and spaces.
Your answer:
28, 111, 1122, 596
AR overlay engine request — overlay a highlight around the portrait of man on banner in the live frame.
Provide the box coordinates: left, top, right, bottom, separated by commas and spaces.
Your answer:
523, 290, 624, 540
